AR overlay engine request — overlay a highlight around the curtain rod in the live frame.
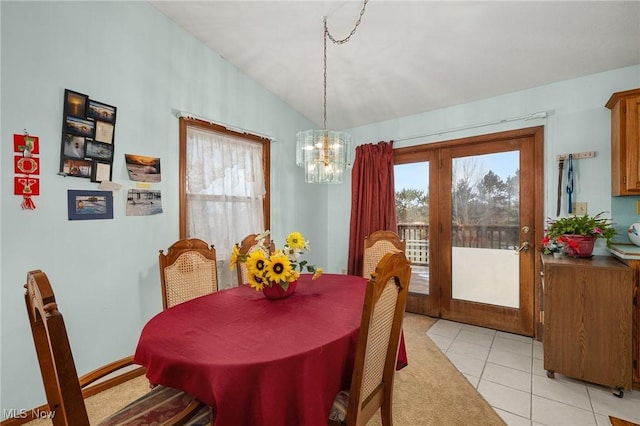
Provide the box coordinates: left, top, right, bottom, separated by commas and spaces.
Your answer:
394, 111, 548, 143
173, 109, 276, 142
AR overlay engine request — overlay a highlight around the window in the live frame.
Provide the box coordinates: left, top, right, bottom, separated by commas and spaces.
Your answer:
179, 118, 270, 289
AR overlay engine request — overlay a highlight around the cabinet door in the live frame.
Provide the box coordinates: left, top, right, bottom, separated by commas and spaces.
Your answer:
608, 89, 640, 195
625, 95, 640, 192
543, 260, 633, 389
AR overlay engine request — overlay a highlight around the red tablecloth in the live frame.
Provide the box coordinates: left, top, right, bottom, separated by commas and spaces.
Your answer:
134, 273, 407, 426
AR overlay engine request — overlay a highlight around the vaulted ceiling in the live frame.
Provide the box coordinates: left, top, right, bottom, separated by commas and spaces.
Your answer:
149, 1, 640, 130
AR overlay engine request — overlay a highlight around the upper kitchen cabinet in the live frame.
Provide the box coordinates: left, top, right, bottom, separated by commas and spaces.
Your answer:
606, 88, 640, 196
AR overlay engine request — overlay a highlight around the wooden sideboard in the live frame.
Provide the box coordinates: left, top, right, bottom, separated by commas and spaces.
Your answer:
541, 255, 634, 395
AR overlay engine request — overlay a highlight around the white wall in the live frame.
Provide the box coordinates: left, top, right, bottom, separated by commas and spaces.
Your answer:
0, 1, 323, 415
326, 65, 640, 273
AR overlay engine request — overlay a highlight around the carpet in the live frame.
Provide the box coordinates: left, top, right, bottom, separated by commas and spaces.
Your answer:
367, 313, 505, 425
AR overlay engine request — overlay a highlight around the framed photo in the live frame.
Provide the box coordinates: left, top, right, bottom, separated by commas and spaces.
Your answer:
67, 190, 113, 220
91, 160, 112, 182
87, 100, 116, 123
94, 121, 114, 144
85, 140, 113, 161
61, 158, 92, 178
64, 116, 95, 138
62, 133, 86, 159
64, 89, 88, 118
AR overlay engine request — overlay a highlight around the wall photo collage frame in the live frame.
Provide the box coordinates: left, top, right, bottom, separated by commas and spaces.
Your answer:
59, 89, 117, 182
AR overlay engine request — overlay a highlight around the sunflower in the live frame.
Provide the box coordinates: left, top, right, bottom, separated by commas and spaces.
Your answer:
229, 245, 240, 271
286, 232, 307, 250
265, 251, 298, 284
247, 272, 266, 291
246, 249, 267, 275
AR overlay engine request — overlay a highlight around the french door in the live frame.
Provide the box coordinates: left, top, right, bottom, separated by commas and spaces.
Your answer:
395, 127, 543, 336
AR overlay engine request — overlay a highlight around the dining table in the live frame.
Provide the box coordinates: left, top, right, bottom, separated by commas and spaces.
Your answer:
133, 273, 407, 426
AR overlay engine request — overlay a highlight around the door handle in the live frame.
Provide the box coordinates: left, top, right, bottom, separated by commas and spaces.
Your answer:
514, 242, 531, 253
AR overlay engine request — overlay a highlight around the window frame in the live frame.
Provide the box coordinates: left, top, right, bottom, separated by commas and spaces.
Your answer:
178, 117, 271, 238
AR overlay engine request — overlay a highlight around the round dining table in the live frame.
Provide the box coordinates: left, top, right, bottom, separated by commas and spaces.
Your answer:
134, 273, 407, 426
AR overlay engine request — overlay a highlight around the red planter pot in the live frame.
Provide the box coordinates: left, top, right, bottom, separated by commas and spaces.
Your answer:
262, 280, 298, 299
564, 235, 596, 258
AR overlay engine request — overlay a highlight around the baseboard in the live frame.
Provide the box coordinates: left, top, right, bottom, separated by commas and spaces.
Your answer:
1, 367, 146, 426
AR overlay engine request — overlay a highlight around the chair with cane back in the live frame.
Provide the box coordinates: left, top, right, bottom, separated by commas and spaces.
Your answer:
159, 238, 218, 309
328, 251, 412, 426
362, 230, 406, 279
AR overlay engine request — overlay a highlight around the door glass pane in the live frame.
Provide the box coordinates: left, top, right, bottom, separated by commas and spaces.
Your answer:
451, 151, 520, 308
395, 162, 429, 295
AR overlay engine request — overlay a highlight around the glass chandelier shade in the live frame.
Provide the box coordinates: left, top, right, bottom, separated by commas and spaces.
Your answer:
296, 129, 353, 184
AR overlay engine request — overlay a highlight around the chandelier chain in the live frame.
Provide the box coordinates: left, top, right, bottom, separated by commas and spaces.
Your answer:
325, 0, 369, 45
322, 0, 369, 130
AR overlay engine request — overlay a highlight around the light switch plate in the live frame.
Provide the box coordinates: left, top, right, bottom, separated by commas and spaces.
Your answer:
573, 202, 588, 215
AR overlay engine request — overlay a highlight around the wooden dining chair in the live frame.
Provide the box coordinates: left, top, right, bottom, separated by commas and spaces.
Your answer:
24, 269, 213, 426
235, 233, 275, 285
329, 251, 411, 426
159, 238, 218, 309
362, 230, 406, 279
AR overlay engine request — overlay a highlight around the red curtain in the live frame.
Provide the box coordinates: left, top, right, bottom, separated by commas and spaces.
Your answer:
347, 141, 397, 276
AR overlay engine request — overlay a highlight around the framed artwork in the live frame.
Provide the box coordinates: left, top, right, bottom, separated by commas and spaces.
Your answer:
87, 100, 117, 123
59, 89, 117, 178
94, 121, 114, 143
64, 116, 95, 138
85, 140, 113, 161
64, 89, 88, 118
62, 158, 92, 178
62, 133, 86, 159
67, 190, 113, 220
91, 160, 112, 182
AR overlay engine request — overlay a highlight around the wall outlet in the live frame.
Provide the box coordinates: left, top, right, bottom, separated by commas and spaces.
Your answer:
637, 200, 640, 215
573, 202, 588, 215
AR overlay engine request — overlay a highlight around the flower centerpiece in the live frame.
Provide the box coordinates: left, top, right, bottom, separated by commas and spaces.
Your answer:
230, 230, 323, 296
541, 212, 616, 257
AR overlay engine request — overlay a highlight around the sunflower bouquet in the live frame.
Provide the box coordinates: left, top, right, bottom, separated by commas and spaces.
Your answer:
231, 230, 323, 291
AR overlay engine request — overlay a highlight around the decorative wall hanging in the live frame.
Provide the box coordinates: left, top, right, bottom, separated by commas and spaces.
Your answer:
59, 89, 117, 182
14, 131, 40, 209
67, 189, 114, 220
125, 154, 161, 183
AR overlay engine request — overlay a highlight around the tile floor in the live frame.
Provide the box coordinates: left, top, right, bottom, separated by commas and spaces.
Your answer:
426, 319, 640, 426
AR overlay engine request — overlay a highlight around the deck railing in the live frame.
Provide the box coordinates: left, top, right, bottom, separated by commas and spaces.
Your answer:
397, 223, 520, 266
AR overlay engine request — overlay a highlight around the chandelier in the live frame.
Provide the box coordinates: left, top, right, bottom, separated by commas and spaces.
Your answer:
296, 1, 369, 184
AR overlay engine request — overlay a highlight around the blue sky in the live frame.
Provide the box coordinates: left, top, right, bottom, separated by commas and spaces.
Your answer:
394, 151, 519, 192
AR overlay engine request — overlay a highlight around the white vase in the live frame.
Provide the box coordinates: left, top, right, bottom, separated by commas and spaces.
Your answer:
628, 222, 640, 247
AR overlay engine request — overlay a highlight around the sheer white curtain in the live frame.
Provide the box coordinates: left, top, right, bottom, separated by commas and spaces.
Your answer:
186, 126, 265, 289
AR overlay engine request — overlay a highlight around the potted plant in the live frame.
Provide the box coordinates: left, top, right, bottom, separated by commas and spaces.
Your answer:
542, 212, 616, 258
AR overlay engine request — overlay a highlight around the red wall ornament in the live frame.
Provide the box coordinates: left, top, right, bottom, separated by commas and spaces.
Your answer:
13, 131, 40, 209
